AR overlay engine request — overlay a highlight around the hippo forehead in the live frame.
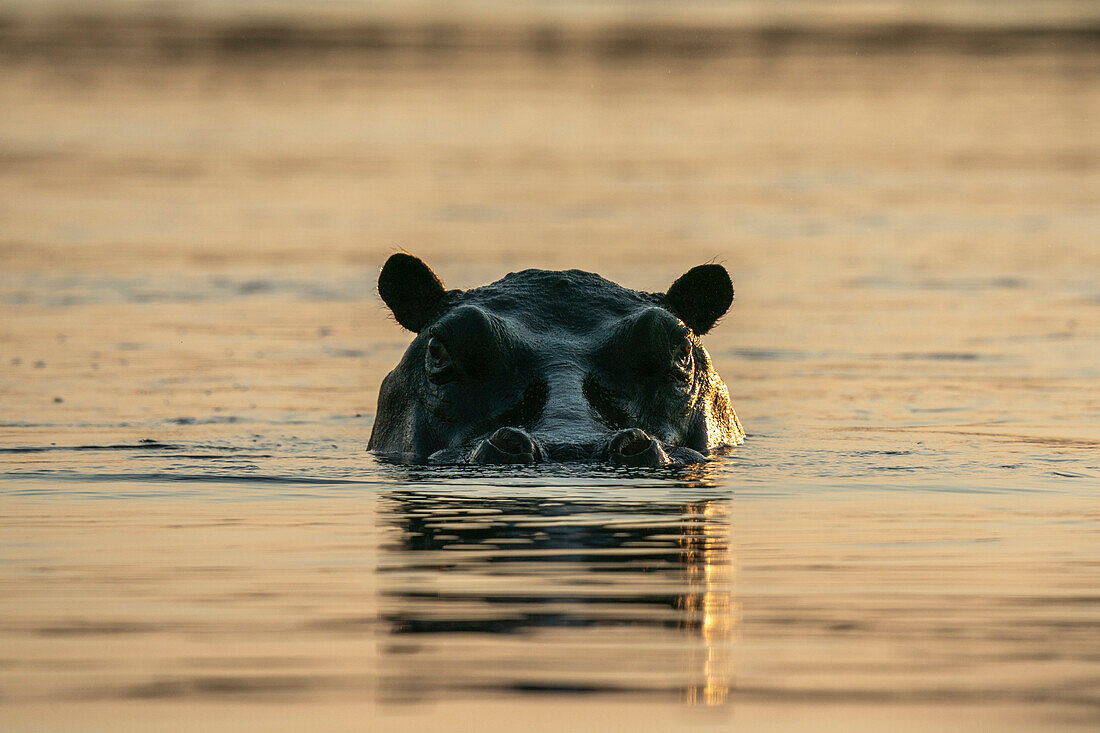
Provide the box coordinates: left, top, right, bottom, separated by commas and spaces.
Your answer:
453, 269, 662, 338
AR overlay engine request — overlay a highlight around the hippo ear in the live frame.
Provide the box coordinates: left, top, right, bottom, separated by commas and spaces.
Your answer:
663, 264, 733, 335
378, 253, 448, 332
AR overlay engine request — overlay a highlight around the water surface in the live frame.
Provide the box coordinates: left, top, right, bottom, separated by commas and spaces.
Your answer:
1, 14, 1099, 731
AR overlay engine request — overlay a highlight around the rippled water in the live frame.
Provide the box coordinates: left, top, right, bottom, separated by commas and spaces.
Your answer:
2, 19, 1100, 731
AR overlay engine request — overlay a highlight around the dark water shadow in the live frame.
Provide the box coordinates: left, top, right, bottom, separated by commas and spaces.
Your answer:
374, 463, 736, 704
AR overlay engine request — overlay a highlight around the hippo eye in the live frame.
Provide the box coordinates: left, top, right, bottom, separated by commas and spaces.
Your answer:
425, 336, 456, 384
671, 336, 693, 380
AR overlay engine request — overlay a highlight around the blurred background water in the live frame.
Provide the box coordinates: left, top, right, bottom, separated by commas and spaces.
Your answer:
1, 1, 1098, 730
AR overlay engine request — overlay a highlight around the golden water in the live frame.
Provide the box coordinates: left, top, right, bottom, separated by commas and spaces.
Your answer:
1, 17, 1099, 730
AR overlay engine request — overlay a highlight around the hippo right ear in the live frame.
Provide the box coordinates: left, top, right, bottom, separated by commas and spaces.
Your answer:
663, 264, 734, 335
378, 253, 448, 332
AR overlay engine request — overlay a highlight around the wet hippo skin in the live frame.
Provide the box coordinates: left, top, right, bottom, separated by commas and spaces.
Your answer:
369, 253, 745, 466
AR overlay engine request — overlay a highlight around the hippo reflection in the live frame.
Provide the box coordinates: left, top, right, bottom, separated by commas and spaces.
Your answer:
375, 488, 735, 702
369, 254, 744, 466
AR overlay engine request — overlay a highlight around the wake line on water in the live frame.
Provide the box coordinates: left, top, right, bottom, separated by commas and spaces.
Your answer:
0, 441, 179, 453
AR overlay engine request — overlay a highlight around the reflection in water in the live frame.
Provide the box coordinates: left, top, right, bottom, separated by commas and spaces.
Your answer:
375, 467, 736, 703
680, 500, 736, 706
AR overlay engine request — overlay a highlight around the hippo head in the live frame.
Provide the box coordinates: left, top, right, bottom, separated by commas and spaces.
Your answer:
368, 253, 744, 467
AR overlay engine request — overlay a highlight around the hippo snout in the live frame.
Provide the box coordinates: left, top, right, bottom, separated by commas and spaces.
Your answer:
469, 426, 688, 468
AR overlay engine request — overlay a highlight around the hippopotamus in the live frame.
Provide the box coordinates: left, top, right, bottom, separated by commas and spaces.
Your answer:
368, 253, 744, 466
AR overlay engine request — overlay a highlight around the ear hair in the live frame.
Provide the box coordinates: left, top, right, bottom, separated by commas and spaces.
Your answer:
378, 253, 448, 332
662, 264, 733, 335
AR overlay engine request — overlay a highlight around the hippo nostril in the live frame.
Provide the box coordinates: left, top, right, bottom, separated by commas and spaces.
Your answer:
470, 427, 540, 464
610, 428, 651, 457
489, 427, 533, 455
606, 428, 670, 467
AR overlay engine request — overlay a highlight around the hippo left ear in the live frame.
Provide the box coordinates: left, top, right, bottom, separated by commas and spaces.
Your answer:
663, 264, 733, 335
378, 253, 448, 332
